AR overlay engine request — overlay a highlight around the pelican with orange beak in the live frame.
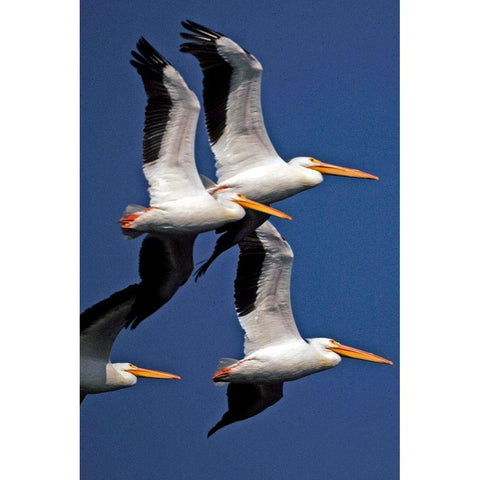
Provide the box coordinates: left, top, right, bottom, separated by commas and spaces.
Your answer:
120, 37, 290, 240
117, 38, 289, 329
209, 222, 392, 436
180, 21, 378, 278
80, 284, 181, 403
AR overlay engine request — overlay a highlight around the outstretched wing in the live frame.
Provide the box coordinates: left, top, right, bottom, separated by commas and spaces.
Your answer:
80, 284, 138, 363
208, 382, 283, 436
126, 233, 196, 329
131, 37, 205, 203
180, 21, 284, 183
194, 210, 270, 280
234, 221, 303, 356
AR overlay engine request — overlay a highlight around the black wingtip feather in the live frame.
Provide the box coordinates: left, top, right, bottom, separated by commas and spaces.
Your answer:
129, 37, 174, 165
181, 20, 223, 40
180, 32, 212, 42
193, 260, 210, 282
80, 284, 139, 334
234, 231, 266, 317
208, 383, 283, 436
180, 21, 237, 146
130, 37, 170, 70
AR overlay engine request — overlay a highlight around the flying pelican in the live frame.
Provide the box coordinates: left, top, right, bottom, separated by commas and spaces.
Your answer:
120, 37, 290, 239
180, 21, 378, 278
80, 284, 180, 403
208, 222, 392, 436
119, 38, 290, 326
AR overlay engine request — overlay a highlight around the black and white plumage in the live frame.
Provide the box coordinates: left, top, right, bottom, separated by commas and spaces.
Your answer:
209, 222, 392, 435
80, 284, 180, 403
180, 21, 378, 278
119, 38, 290, 322
119, 37, 290, 237
129, 37, 205, 209
233, 225, 302, 355
181, 21, 280, 181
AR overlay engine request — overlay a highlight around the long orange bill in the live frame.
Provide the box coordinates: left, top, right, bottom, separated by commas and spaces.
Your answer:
126, 366, 181, 380
309, 159, 379, 180
329, 342, 393, 364
234, 195, 292, 220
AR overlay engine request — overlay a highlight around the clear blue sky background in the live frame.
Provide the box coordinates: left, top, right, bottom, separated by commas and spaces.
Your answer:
80, 1, 398, 479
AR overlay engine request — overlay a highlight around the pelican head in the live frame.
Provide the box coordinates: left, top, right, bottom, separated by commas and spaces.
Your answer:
308, 338, 393, 368
289, 157, 379, 180
111, 362, 181, 387
211, 186, 292, 220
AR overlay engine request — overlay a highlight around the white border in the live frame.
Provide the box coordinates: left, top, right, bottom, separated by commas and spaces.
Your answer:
1, 1, 79, 478
401, 0, 480, 477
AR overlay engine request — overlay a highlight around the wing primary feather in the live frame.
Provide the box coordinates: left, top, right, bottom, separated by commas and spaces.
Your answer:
80, 284, 139, 334
130, 37, 173, 165
180, 21, 280, 185
181, 20, 223, 39
131, 36, 205, 199
234, 231, 266, 317
234, 221, 302, 356
180, 33, 213, 43
180, 39, 232, 145
179, 21, 239, 146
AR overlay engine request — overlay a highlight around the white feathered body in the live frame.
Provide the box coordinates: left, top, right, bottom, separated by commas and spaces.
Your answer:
125, 194, 244, 234
218, 340, 340, 384
223, 162, 323, 204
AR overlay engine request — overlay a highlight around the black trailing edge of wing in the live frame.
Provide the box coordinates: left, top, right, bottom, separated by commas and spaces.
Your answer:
130, 37, 173, 165
180, 20, 232, 146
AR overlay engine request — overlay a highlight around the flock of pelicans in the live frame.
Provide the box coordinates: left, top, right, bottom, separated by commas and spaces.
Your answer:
80, 20, 393, 436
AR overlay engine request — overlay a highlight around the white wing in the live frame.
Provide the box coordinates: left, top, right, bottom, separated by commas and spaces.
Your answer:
233, 221, 303, 356
131, 38, 205, 203
180, 21, 284, 183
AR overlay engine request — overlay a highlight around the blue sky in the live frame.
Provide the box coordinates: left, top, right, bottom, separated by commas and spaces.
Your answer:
81, 1, 398, 479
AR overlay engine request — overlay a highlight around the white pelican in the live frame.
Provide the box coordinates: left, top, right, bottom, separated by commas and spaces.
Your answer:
208, 222, 392, 436
119, 38, 290, 326
180, 21, 378, 278
80, 284, 180, 403
120, 38, 290, 239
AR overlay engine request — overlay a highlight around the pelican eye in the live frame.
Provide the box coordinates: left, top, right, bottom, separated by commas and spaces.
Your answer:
128, 363, 135, 368
330, 340, 340, 347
